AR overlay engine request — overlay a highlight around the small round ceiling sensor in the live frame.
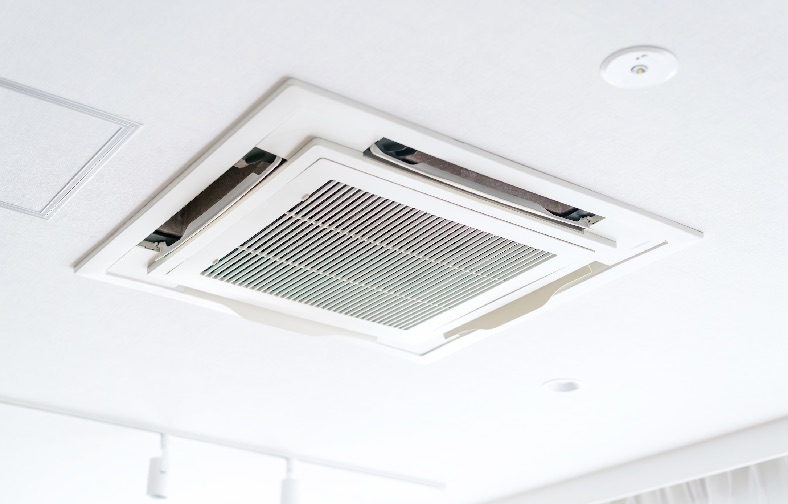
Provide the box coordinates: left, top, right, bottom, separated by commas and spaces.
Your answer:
601, 46, 678, 88
542, 379, 580, 393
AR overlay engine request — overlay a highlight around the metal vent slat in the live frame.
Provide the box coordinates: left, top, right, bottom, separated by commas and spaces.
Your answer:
203, 181, 555, 330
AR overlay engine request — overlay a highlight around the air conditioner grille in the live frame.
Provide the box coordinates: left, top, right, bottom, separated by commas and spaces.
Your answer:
202, 181, 555, 329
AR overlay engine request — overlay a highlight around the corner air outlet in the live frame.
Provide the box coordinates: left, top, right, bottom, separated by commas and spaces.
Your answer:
366, 138, 602, 228
76, 80, 702, 360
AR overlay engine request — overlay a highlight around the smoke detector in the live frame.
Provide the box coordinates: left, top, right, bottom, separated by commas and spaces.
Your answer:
77, 80, 701, 359
601, 46, 679, 88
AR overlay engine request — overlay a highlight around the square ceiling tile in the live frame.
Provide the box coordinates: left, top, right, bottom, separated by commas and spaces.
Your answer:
0, 77, 139, 218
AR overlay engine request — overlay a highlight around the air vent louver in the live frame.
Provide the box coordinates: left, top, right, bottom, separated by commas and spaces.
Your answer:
202, 181, 555, 329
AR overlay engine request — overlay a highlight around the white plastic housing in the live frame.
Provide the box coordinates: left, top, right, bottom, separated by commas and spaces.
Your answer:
76, 80, 701, 360
280, 477, 300, 504
146, 457, 168, 499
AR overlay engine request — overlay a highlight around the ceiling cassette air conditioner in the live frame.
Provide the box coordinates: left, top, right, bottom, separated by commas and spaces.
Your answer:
76, 80, 701, 359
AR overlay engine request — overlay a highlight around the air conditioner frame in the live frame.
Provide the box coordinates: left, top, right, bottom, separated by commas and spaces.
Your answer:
76, 79, 702, 360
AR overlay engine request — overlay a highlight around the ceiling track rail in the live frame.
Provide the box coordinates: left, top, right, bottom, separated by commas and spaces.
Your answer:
0, 396, 446, 489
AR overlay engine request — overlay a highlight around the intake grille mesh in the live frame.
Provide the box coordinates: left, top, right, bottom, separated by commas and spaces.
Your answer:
202, 181, 555, 329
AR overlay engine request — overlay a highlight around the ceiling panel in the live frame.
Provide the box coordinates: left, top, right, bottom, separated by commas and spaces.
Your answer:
0, 1, 786, 503
0, 79, 132, 216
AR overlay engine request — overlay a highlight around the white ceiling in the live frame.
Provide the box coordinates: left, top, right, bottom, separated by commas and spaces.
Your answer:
1, 1, 788, 503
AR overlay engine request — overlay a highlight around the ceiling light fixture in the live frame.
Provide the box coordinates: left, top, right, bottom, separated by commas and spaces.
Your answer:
601, 46, 678, 88
542, 379, 580, 393
281, 458, 300, 504
147, 434, 170, 499
0, 397, 445, 495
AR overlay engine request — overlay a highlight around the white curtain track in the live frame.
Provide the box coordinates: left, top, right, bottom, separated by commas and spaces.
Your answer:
608, 456, 788, 504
